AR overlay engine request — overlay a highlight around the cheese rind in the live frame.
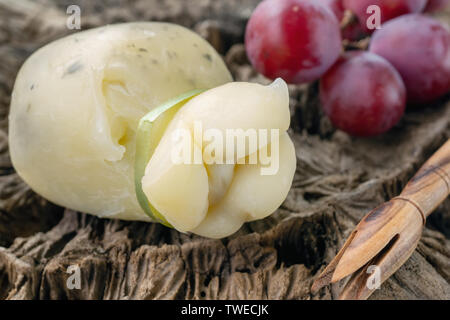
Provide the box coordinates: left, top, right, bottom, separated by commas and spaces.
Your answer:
9, 22, 232, 221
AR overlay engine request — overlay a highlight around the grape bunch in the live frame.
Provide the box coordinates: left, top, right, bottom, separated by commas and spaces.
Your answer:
245, 0, 450, 137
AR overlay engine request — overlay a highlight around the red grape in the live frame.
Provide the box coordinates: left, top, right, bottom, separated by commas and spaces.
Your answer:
425, 0, 450, 12
343, 0, 427, 32
318, 0, 345, 21
245, 0, 342, 84
370, 14, 450, 104
320, 51, 406, 137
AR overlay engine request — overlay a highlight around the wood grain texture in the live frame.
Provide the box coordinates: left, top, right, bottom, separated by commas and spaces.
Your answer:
0, 0, 449, 300
313, 137, 450, 299
401, 139, 450, 218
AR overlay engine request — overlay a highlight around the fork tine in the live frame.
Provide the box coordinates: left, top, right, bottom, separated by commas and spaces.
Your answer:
310, 229, 357, 294
338, 213, 422, 300
312, 198, 424, 294
332, 199, 423, 283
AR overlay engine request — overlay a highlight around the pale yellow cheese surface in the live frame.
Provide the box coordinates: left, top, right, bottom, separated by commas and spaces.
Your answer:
9, 22, 297, 238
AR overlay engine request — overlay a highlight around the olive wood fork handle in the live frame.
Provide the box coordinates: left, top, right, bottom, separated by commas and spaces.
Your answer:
396, 139, 450, 223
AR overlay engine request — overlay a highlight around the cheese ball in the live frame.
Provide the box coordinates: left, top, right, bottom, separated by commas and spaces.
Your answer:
9, 22, 232, 221
9, 22, 297, 238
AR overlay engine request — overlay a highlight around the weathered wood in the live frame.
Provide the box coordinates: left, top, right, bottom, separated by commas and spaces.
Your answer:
0, 0, 449, 300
